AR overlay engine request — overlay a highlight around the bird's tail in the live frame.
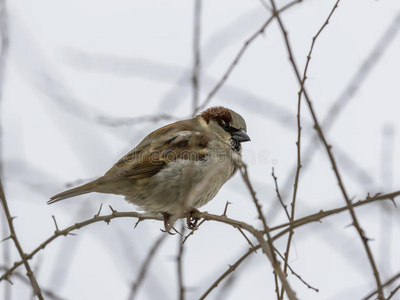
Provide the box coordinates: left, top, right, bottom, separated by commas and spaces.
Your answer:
48, 180, 98, 204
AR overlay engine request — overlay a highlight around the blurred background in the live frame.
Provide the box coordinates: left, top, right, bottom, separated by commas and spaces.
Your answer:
1, 0, 400, 299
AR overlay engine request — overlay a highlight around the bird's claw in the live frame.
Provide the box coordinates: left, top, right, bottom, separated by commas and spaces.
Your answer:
160, 228, 176, 235
186, 209, 200, 230
161, 212, 180, 235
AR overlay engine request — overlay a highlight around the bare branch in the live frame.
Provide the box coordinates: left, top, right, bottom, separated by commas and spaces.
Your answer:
275, 249, 318, 293
202, 190, 400, 298
363, 271, 400, 300
280, 2, 340, 298
199, 246, 257, 299
0, 177, 44, 299
271, 168, 290, 220
272, 190, 400, 236
0, 266, 64, 300
387, 284, 400, 300
268, 0, 384, 297
239, 164, 298, 300
194, 0, 303, 114
266, 10, 400, 224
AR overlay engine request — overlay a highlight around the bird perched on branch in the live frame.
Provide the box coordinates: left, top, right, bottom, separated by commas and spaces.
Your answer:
49, 106, 250, 232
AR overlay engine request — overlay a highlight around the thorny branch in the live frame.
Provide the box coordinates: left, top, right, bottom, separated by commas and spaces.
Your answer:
268, 0, 385, 298
0, 266, 63, 300
271, 190, 400, 233
1, 189, 398, 296
280, 2, 341, 299
239, 164, 298, 300
201, 190, 400, 298
0, 178, 44, 299
266, 7, 400, 224
363, 271, 400, 300
1, 1, 399, 299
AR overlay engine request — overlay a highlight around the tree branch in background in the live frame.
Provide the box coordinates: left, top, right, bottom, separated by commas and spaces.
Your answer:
0, 266, 63, 300
127, 234, 167, 300
192, 0, 202, 114
194, 0, 303, 114
96, 114, 178, 127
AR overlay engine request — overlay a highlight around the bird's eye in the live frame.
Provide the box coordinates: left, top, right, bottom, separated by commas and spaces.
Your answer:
221, 123, 230, 131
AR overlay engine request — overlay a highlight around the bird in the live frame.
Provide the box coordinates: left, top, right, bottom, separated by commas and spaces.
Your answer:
49, 106, 250, 232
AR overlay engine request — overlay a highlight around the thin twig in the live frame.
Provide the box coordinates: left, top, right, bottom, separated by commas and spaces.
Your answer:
236, 227, 256, 251
280, 2, 340, 299
266, 10, 400, 225
127, 234, 167, 300
199, 190, 400, 299
271, 167, 290, 220
182, 219, 206, 245
198, 246, 257, 300
275, 248, 318, 293
387, 284, 400, 300
222, 201, 232, 217
52, 215, 60, 232
268, 0, 384, 297
0, 266, 64, 300
363, 271, 400, 300
239, 163, 298, 300
0, 178, 44, 299
272, 191, 400, 238
194, 0, 303, 114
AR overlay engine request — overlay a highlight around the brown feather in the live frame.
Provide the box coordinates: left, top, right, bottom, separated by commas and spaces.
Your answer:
105, 118, 210, 180
200, 106, 232, 125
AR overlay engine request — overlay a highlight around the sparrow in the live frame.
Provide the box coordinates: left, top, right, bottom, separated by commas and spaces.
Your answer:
49, 106, 250, 232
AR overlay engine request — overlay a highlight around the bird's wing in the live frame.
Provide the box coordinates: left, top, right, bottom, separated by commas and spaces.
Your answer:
104, 121, 211, 180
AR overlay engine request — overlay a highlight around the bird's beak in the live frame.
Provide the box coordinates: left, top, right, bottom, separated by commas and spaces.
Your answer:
231, 129, 251, 143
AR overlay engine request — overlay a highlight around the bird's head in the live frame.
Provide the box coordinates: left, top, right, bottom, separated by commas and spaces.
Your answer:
200, 106, 250, 152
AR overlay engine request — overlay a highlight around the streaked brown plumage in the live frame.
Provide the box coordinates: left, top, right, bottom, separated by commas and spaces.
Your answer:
49, 106, 250, 230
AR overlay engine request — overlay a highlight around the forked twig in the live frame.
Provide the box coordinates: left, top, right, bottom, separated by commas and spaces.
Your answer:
0, 178, 44, 299
194, 0, 303, 114
268, 0, 384, 297
280, 1, 341, 298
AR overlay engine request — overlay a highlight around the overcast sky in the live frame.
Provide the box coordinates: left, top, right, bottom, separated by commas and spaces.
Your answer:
1, 0, 400, 299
